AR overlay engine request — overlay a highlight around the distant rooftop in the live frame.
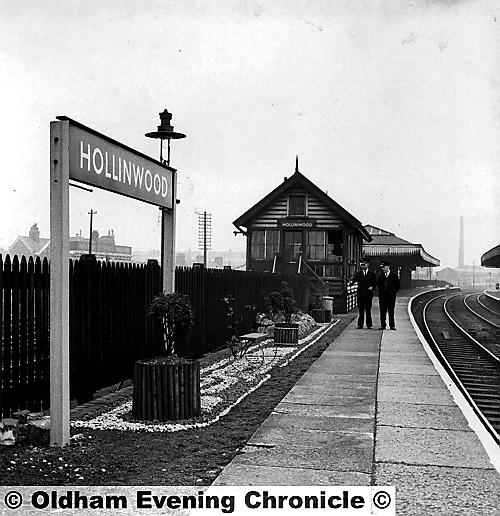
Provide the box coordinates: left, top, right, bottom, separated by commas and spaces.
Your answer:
363, 224, 440, 267
481, 244, 500, 268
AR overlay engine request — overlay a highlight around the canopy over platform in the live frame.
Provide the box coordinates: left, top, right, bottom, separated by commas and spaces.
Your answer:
481, 244, 500, 268
362, 225, 440, 268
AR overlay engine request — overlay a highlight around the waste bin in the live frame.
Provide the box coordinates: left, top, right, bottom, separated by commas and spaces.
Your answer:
322, 296, 334, 314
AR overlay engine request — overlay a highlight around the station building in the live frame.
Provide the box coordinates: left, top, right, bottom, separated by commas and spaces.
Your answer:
362, 225, 440, 289
232, 162, 372, 312
69, 229, 132, 262
481, 244, 500, 268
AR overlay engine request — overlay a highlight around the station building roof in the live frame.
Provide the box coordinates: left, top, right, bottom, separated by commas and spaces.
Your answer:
233, 169, 372, 242
481, 244, 500, 268
362, 225, 440, 267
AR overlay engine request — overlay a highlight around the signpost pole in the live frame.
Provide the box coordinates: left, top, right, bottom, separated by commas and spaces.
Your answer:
161, 169, 176, 293
49, 120, 70, 446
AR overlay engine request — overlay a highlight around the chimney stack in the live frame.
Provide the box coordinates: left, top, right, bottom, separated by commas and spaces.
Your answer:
29, 223, 40, 243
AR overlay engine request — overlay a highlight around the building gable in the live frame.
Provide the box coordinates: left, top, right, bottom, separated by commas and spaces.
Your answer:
233, 170, 371, 241
8, 237, 34, 257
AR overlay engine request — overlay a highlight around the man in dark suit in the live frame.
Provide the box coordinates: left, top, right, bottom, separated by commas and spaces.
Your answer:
377, 260, 400, 330
349, 258, 377, 329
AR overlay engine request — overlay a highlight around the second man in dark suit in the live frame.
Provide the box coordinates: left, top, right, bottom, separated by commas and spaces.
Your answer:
377, 260, 400, 330
350, 258, 377, 329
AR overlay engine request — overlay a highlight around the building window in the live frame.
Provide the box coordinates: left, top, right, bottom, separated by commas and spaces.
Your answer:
265, 230, 280, 260
284, 231, 302, 260
288, 195, 306, 216
251, 230, 280, 260
324, 264, 343, 277
310, 264, 325, 277
251, 230, 265, 260
326, 230, 343, 261
306, 231, 325, 261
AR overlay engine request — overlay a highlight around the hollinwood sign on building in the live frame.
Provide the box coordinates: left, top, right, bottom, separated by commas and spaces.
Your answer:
58, 116, 174, 209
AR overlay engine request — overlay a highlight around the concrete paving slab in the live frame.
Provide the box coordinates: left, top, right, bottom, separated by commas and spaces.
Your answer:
213, 463, 371, 486
260, 412, 374, 433
377, 402, 472, 431
377, 385, 456, 405
378, 363, 439, 375
296, 373, 377, 385
318, 355, 379, 364
379, 349, 429, 358
277, 401, 374, 419
233, 438, 373, 473
381, 354, 434, 365
333, 342, 381, 353
307, 363, 378, 375
377, 373, 447, 389
248, 426, 373, 448
376, 426, 494, 469
284, 383, 377, 398
381, 341, 426, 351
380, 349, 429, 359
309, 353, 378, 363
281, 391, 374, 407
322, 351, 379, 357
375, 463, 500, 516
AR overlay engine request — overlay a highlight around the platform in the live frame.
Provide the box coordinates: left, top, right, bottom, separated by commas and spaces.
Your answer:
485, 290, 500, 301
212, 293, 500, 515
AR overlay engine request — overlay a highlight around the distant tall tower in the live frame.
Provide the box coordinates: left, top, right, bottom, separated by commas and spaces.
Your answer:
458, 216, 464, 268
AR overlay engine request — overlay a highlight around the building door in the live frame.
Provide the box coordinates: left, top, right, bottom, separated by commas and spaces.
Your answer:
282, 231, 303, 274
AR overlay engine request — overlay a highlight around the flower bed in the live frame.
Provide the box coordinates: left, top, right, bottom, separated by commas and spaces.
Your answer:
71, 319, 338, 433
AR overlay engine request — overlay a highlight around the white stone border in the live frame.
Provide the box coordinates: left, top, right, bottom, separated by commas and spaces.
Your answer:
407, 290, 500, 473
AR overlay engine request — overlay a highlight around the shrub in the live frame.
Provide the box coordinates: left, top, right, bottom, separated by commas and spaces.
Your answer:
147, 292, 194, 356
263, 282, 298, 324
264, 291, 283, 320
280, 282, 298, 323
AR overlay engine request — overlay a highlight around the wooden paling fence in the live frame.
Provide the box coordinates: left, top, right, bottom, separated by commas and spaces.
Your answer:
0, 255, 163, 418
0, 255, 50, 420
69, 257, 163, 405
0, 254, 310, 418
175, 265, 310, 357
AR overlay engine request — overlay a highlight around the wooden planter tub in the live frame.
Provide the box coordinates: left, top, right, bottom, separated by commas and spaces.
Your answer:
274, 323, 299, 345
132, 358, 200, 421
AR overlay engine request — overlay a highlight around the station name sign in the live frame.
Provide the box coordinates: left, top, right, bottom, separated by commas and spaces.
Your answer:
278, 218, 316, 228
60, 117, 174, 209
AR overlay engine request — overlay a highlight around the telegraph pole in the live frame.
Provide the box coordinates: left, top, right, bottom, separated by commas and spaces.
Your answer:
197, 211, 212, 267
88, 209, 97, 254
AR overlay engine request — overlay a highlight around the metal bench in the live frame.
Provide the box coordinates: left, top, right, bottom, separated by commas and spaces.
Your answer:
239, 332, 268, 343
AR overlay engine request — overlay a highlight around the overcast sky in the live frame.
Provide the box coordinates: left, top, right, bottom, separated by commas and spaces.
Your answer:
1, 0, 498, 267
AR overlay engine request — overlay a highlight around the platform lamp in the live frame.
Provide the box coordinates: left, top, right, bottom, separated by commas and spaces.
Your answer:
145, 109, 186, 292
145, 109, 186, 166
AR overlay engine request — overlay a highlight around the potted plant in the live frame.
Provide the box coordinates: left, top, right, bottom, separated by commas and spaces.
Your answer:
273, 283, 300, 345
132, 292, 200, 422
309, 290, 332, 323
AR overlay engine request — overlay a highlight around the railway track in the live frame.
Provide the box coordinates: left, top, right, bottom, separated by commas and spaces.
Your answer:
477, 292, 500, 319
421, 293, 500, 443
456, 293, 500, 359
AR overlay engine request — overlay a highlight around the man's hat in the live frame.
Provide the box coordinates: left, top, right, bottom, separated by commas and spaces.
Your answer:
380, 260, 391, 266
360, 258, 369, 264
